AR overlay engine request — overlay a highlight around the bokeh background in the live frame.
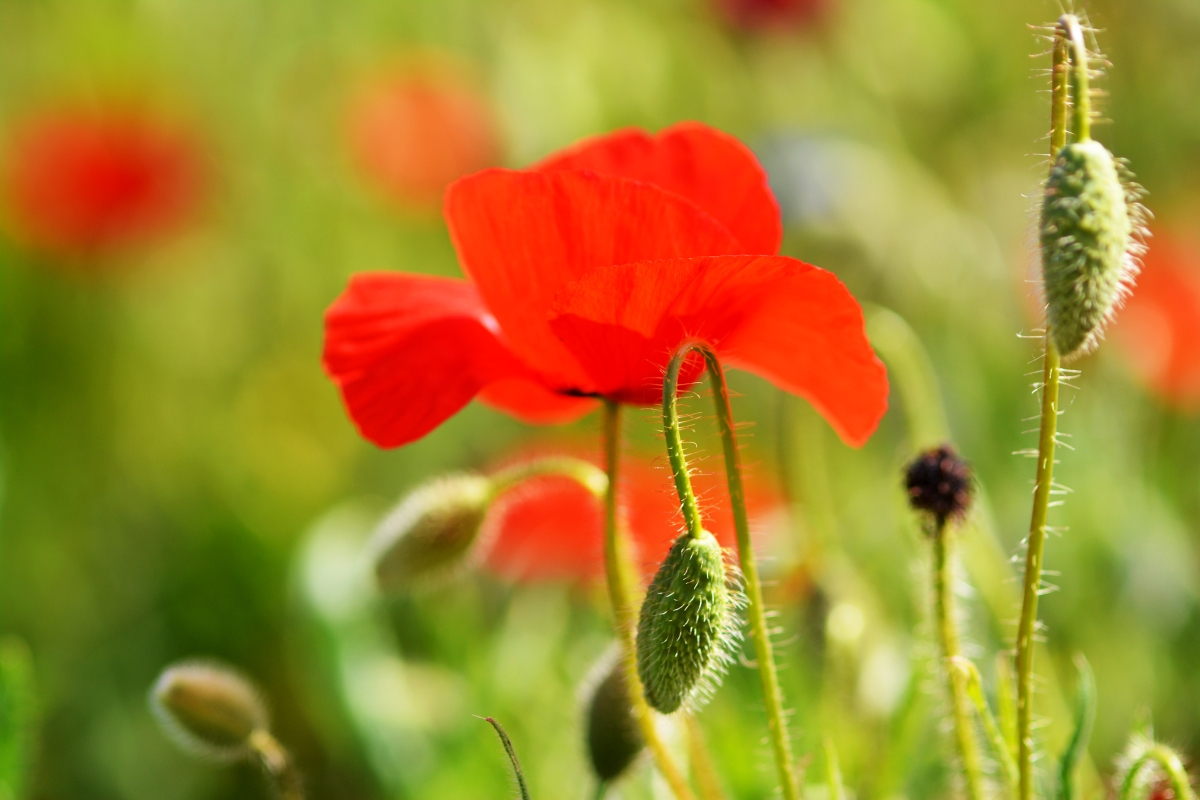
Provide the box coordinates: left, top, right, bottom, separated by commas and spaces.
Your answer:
1, 0, 1200, 798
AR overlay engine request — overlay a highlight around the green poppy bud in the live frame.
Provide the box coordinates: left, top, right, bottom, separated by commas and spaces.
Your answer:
150, 661, 268, 760
1040, 138, 1135, 359
636, 530, 736, 714
585, 657, 644, 783
371, 473, 494, 590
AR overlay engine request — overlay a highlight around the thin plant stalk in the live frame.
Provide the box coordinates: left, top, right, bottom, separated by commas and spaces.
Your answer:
250, 730, 304, 800
1016, 16, 1087, 800
953, 656, 1019, 793
601, 401, 696, 800
932, 521, 986, 800
1119, 744, 1198, 800
663, 343, 800, 800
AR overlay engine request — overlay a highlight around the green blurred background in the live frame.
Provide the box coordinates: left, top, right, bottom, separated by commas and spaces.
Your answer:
2, 0, 1200, 798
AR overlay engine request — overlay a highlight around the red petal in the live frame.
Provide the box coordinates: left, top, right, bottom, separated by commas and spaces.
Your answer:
549, 255, 888, 445
322, 272, 529, 448
444, 169, 744, 391
478, 377, 598, 424
535, 122, 782, 255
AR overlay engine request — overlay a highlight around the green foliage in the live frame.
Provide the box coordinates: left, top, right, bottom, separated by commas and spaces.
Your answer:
0, 638, 35, 800
1058, 655, 1097, 800
1040, 139, 1134, 359
636, 531, 734, 714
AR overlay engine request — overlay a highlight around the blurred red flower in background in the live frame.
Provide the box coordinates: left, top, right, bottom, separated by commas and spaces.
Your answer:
1112, 233, 1200, 410
324, 122, 887, 449
484, 444, 785, 582
712, 0, 829, 32
2, 105, 203, 256
347, 57, 502, 212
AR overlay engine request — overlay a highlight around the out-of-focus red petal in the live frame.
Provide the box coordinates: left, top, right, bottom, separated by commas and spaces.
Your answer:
322, 272, 530, 448
549, 255, 888, 445
444, 169, 744, 391
534, 122, 782, 255
1112, 238, 1200, 410
478, 377, 598, 424
483, 444, 784, 583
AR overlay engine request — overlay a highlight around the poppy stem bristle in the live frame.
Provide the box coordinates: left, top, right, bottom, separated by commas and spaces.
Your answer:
931, 520, 986, 800
1018, 16, 1088, 800
600, 401, 697, 800
663, 343, 801, 800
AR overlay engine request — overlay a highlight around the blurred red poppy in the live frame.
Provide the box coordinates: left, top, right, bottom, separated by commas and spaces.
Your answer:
348, 60, 501, 212
1112, 234, 1200, 410
323, 121, 887, 448
2, 106, 203, 256
712, 0, 829, 32
483, 445, 784, 582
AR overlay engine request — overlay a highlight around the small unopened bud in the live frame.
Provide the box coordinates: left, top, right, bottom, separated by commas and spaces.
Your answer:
371, 473, 494, 590
636, 531, 736, 714
904, 444, 973, 529
150, 661, 268, 760
1041, 138, 1136, 359
585, 657, 644, 783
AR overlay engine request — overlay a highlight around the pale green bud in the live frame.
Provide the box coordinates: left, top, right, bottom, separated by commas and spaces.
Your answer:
371, 474, 494, 590
1040, 139, 1136, 359
150, 661, 268, 760
636, 531, 736, 714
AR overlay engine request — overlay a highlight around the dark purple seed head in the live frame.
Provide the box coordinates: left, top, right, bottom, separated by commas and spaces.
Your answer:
904, 444, 974, 530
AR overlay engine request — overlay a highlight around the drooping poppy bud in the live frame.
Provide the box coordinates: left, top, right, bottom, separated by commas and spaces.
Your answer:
150, 661, 268, 760
585, 656, 644, 783
1040, 139, 1137, 359
904, 444, 973, 529
636, 531, 737, 713
370, 473, 495, 590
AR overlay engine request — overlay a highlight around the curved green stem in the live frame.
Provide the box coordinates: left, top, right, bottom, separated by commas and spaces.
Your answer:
483, 717, 532, 800
932, 524, 985, 800
663, 343, 800, 800
1119, 744, 1197, 800
953, 656, 1019, 794
1016, 338, 1061, 800
490, 455, 609, 498
601, 401, 696, 800
1017, 17, 1090, 799
250, 730, 305, 800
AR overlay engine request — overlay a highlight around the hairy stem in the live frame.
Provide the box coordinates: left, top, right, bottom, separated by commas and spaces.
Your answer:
663, 344, 800, 800
1017, 17, 1088, 798
1119, 745, 1198, 800
483, 717, 531, 800
490, 455, 608, 498
250, 730, 304, 800
953, 656, 1019, 794
933, 524, 986, 800
601, 401, 696, 800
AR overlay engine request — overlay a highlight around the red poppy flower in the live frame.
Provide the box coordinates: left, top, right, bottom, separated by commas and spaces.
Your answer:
1112, 234, 1200, 410
348, 58, 501, 212
323, 122, 887, 448
2, 106, 202, 255
483, 444, 785, 582
712, 0, 830, 32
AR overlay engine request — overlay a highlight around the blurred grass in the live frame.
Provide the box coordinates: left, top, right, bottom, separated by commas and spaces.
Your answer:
0, 0, 1199, 798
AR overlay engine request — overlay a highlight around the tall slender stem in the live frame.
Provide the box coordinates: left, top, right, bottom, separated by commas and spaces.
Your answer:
933, 523, 986, 800
601, 401, 696, 800
1017, 16, 1086, 799
250, 730, 305, 800
663, 344, 800, 800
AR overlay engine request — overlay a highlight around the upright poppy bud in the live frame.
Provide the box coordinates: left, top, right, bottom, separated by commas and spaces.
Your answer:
636, 531, 739, 714
150, 661, 268, 760
584, 655, 644, 784
370, 473, 495, 590
904, 444, 974, 531
1040, 138, 1139, 359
